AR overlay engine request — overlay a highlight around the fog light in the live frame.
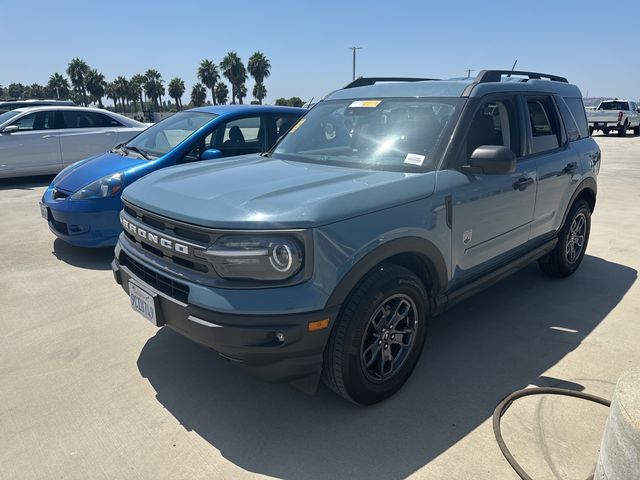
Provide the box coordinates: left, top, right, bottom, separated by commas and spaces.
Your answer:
275, 331, 285, 343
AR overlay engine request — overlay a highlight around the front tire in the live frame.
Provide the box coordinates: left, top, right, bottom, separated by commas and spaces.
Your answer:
618, 125, 626, 137
322, 264, 428, 404
539, 199, 591, 277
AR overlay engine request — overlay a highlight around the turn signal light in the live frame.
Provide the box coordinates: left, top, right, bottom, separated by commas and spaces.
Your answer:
308, 319, 330, 332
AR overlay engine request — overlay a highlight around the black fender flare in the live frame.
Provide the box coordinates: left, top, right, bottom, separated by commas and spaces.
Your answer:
325, 237, 448, 309
560, 177, 597, 228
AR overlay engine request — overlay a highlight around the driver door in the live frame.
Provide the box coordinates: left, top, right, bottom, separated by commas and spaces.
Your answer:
450, 95, 536, 284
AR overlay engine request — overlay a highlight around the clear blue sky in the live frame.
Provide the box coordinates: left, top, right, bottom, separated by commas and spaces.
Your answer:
1, 0, 638, 103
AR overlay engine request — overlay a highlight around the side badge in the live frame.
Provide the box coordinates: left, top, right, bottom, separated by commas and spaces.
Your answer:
463, 229, 473, 245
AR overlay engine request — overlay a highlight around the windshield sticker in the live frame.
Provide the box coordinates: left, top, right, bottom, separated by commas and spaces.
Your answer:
289, 118, 305, 133
348, 100, 381, 108
404, 153, 426, 166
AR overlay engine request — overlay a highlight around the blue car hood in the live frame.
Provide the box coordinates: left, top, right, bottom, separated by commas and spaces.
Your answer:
122, 155, 436, 229
54, 152, 149, 192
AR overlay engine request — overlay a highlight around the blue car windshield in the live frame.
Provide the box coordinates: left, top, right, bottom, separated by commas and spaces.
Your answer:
125, 111, 217, 159
273, 98, 462, 171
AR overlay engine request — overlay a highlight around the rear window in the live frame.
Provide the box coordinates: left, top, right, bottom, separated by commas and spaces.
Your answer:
598, 101, 630, 111
564, 97, 589, 139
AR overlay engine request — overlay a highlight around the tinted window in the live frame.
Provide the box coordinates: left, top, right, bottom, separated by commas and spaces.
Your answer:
598, 101, 630, 111
275, 114, 301, 137
10, 111, 56, 131
564, 97, 589, 139
61, 111, 123, 128
467, 98, 520, 158
526, 98, 560, 154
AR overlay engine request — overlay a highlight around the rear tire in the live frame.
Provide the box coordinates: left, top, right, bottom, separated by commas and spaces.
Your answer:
603, 128, 611, 135
322, 264, 428, 405
539, 199, 591, 278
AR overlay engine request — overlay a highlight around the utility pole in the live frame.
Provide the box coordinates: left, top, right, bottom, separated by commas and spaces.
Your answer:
349, 47, 363, 80
464, 69, 476, 78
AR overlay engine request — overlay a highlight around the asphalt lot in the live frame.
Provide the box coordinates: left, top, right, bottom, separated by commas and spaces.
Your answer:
1, 134, 639, 480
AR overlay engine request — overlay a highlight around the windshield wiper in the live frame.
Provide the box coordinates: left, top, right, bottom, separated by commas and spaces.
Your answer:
124, 145, 151, 160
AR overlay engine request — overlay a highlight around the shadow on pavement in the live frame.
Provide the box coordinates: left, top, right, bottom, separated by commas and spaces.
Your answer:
137, 255, 635, 479
51, 238, 114, 270
0, 174, 55, 191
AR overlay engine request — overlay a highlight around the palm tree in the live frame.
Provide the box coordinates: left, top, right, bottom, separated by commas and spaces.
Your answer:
106, 82, 118, 110
197, 59, 219, 105
85, 69, 106, 107
144, 69, 164, 112
113, 76, 130, 112
47, 73, 71, 100
66, 57, 90, 106
220, 52, 247, 104
252, 84, 267, 105
214, 83, 229, 105
237, 84, 247, 105
248, 52, 271, 104
129, 74, 146, 112
25, 83, 44, 99
7, 83, 25, 99
190, 83, 207, 107
168, 78, 185, 111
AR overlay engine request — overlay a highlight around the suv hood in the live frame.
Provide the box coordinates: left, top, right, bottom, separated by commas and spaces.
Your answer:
122, 155, 436, 229
54, 152, 149, 192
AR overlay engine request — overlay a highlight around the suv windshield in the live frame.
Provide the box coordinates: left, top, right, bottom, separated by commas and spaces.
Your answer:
598, 101, 630, 110
0, 110, 20, 126
125, 111, 217, 159
273, 98, 461, 171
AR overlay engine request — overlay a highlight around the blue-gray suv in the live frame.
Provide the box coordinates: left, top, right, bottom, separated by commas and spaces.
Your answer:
112, 70, 600, 404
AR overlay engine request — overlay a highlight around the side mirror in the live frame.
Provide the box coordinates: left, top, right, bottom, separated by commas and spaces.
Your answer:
200, 148, 223, 160
1, 125, 19, 134
465, 145, 516, 174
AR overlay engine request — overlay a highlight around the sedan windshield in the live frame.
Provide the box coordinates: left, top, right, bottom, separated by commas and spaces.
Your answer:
272, 98, 461, 171
0, 110, 20, 126
124, 111, 217, 159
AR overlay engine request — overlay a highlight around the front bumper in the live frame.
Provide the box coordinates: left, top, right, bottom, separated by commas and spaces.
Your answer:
112, 255, 339, 384
41, 188, 122, 247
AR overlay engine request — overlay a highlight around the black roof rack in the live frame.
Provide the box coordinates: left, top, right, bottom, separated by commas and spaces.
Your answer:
475, 70, 568, 83
344, 77, 438, 89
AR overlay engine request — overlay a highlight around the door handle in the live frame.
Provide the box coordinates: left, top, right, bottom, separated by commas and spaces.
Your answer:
513, 177, 534, 191
563, 162, 578, 174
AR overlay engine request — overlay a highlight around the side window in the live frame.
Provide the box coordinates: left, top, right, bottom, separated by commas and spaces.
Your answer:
215, 116, 266, 156
275, 115, 301, 138
466, 98, 520, 158
10, 111, 56, 131
526, 98, 560, 154
564, 97, 590, 139
61, 111, 123, 129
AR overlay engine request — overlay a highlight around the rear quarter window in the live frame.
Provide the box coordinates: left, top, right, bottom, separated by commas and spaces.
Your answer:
562, 97, 589, 139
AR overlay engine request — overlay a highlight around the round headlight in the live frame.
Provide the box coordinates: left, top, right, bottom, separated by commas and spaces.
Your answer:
270, 243, 293, 272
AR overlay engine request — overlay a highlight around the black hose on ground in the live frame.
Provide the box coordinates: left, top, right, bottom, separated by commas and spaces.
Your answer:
492, 387, 611, 480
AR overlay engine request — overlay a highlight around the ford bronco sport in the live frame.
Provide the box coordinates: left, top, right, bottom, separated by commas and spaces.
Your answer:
112, 70, 600, 404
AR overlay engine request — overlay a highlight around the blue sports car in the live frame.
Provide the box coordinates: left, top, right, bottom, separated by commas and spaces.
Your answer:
40, 105, 305, 247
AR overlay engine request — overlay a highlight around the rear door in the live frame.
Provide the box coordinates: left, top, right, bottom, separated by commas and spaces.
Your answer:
450, 95, 536, 283
58, 110, 124, 165
0, 110, 61, 176
524, 96, 580, 239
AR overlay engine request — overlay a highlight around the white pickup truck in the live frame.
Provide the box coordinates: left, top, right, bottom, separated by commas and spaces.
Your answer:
587, 100, 640, 136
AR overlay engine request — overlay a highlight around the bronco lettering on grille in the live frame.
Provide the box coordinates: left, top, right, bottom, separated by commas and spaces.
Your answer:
121, 216, 190, 255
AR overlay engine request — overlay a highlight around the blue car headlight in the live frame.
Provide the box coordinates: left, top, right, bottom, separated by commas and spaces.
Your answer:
71, 172, 124, 200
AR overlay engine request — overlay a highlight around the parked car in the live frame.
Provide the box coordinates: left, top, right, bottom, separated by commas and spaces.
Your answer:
40, 105, 305, 247
587, 100, 640, 136
0, 106, 146, 179
0, 99, 75, 110
111, 71, 600, 404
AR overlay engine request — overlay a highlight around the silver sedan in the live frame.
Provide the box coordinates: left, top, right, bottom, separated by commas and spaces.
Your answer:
0, 106, 148, 178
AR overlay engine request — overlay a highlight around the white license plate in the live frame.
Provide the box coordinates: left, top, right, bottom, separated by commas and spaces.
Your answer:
39, 203, 48, 220
129, 281, 160, 326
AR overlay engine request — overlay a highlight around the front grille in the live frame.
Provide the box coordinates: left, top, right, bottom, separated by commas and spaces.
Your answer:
122, 201, 215, 275
120, 251, 189, 303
